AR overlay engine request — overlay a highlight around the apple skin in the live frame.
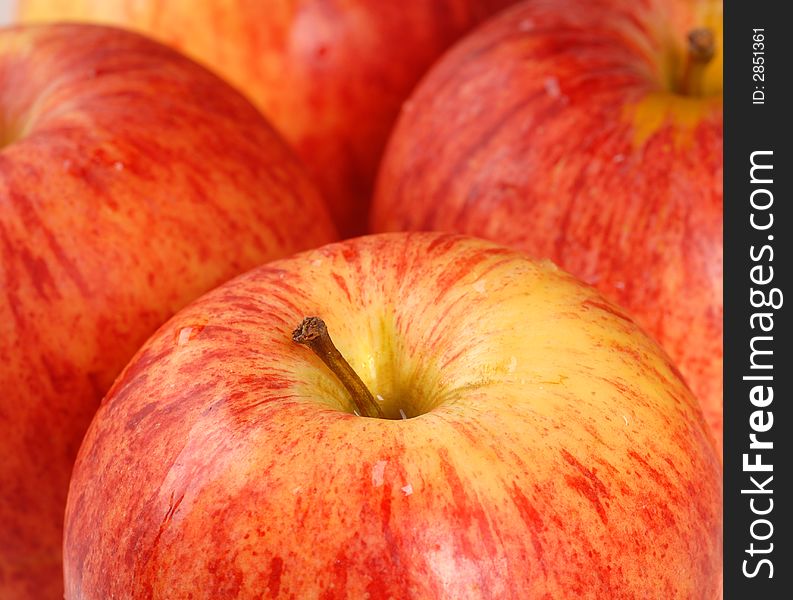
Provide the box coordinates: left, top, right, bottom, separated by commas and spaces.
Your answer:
18, 0, 518, 235
64, 232, 721, 599
0, 23, 336, 600
372, 0, 723, 452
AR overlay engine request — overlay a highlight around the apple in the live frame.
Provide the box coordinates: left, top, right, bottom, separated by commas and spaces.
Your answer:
17, 0, 518, 236
372, 0, 724, 452
0, 23, 336, 599
64, 232, 722, 598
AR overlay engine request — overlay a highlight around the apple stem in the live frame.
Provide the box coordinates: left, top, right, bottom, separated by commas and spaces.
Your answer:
292, 317, 384, 419
678, 28, 715, 97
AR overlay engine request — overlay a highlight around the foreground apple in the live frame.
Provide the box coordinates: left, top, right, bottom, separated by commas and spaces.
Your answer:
64, 233, 721, 598
18, 0, 517, 235
0, 23, 336, 599
372, 0, 723, 451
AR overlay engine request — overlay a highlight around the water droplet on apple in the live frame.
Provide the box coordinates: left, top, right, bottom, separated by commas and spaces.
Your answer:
175, 324, 205, 346
518, 18, 535, 32
539, 259, 560, 272
401, 483, 413, 496
544, 77, 561, 99
371, 460, 387, 487
177, 327, 193, 346
113, 161, 125, 172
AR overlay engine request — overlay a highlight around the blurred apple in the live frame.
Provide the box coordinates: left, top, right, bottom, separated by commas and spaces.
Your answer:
18, 0, 518, 235
0, 23, 336, 599
372, 0, 723, 451
64, 233, 721, 599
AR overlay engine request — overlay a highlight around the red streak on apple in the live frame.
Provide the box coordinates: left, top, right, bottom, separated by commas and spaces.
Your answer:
64, 233, 721, 598
560, 449, 611, 524
0, 24, 336, 599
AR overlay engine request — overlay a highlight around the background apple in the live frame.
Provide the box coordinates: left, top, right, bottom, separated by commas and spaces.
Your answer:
17, 0, 519, 235
64, 232, 721, 599
372, 0, 724, 452
0, 23, 336, 599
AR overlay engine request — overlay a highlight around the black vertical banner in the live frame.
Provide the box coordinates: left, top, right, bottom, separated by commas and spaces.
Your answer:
723, 1, 792, 598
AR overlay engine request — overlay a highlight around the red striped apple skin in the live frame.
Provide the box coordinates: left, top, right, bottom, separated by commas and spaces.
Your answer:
64, 233, 721, 599
18, 0, 519, 236
0, 24, 336, 600
372, 0, 723, 452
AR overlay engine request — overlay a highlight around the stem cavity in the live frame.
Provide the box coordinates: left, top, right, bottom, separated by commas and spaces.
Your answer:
292, 317, 384, 419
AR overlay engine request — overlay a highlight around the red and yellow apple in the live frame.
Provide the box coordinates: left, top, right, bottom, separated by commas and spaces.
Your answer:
64, 233, 721, 598
18, 0, 518, 235
372, 0, 724, 451
0, 23, 336, 599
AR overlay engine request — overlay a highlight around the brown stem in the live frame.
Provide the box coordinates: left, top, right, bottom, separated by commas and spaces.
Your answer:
292, 317, 384, 418
678, 28, 715, 97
